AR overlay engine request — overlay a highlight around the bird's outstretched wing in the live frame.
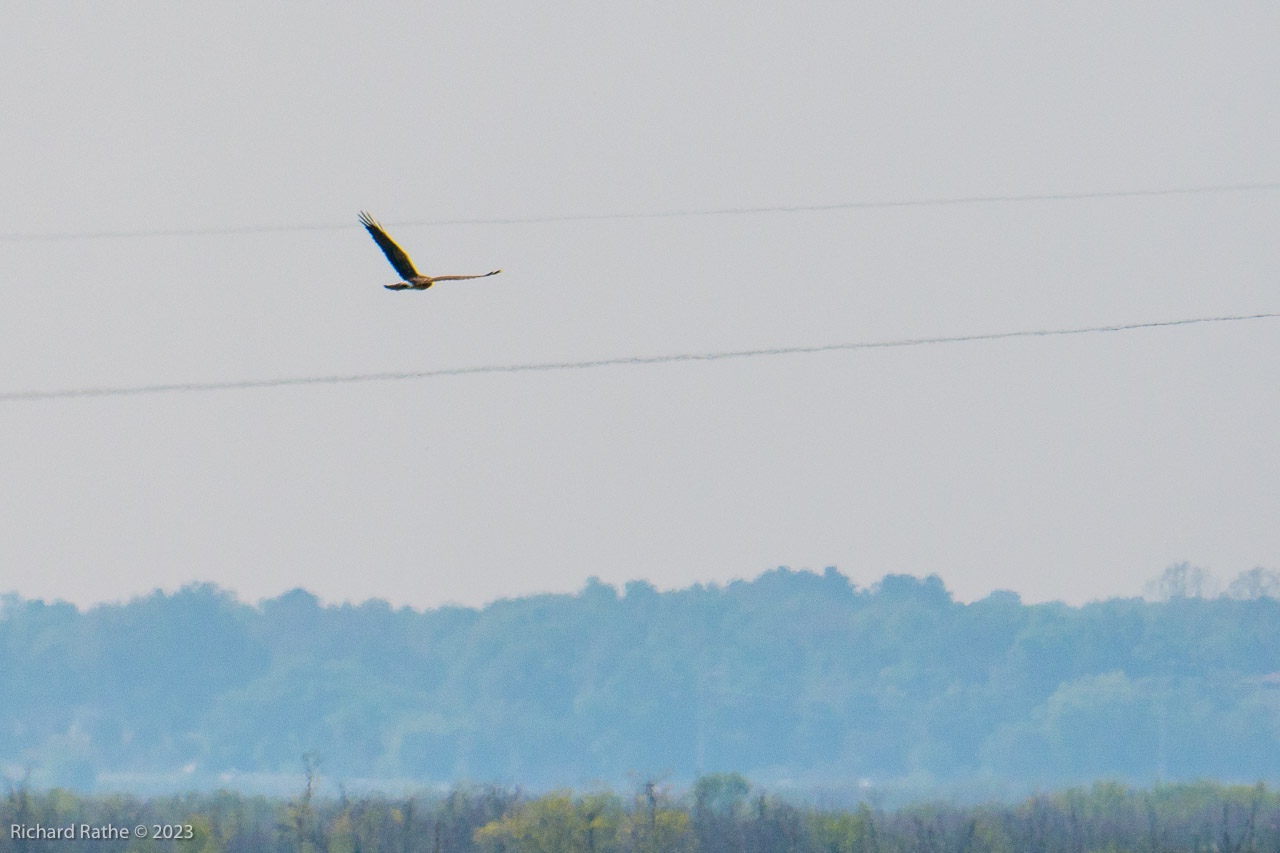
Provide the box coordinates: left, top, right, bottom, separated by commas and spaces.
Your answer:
360, 212, 419, 280
431, 270, 502, 282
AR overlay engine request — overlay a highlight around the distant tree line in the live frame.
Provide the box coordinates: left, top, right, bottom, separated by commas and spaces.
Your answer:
0, 566, 1277, 790
1, 776, 1277, 853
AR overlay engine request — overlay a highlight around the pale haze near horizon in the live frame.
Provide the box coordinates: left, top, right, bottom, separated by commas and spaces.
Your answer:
1, 4, 1277, 610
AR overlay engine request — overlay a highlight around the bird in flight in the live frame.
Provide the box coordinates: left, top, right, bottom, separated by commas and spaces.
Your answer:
360, 212, 501, 290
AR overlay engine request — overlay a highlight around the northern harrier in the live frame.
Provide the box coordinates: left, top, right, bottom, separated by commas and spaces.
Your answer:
360, 212, 501, 290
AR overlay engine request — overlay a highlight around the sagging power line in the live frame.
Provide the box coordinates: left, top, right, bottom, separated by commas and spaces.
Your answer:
3, 311, 1276, 404
2, 180, 1278, 243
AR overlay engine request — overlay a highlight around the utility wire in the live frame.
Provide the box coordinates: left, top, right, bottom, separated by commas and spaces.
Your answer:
3, 180, 1279, 243
3, 311, 1276, 403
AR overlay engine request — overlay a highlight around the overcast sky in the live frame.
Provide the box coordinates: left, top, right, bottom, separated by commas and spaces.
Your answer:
1, 4, 1277, 610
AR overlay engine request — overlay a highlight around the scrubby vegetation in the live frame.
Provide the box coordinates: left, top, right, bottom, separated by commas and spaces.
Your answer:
1, 776, 1277, 853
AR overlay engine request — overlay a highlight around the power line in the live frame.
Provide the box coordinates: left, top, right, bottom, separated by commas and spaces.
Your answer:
4, 311, 1276, 403
3, 180, 1279, 243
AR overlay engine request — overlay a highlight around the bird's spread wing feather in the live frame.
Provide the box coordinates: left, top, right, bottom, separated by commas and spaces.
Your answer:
360, 212, 419, 280
431, 270, 502, 282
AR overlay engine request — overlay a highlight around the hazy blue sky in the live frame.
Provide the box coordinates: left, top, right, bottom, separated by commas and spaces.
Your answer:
2, 4, 1277, 609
